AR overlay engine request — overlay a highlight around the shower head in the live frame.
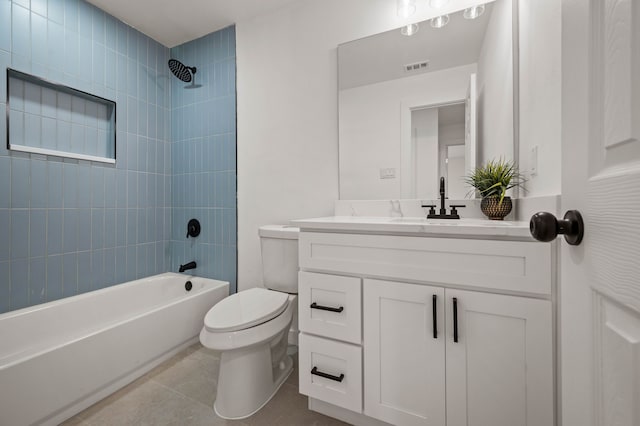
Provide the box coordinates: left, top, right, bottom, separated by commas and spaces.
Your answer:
168, 59, 197, 83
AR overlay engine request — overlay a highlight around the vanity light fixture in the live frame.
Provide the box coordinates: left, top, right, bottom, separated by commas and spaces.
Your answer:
397, 0, 416, 18
401, 23, 420, 36
430, 14, 450, 28
463, 4, 486, 19
429, 0, 450, 9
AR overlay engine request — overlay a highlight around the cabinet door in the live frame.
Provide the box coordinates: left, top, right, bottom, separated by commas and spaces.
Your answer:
363, 279, 446, 426
445, 289, 553, 426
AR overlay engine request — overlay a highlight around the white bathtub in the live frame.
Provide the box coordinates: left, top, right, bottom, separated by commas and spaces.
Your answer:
0, 272, 228, 426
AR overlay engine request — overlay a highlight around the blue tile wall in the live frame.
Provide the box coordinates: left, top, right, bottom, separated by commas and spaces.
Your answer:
170, 27, 237, 293
0, 0, 172, 313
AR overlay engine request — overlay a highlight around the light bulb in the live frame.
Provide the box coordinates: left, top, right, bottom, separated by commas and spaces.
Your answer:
464, 4, 485, 19
401, 23, 420, 36
430, 14, 450, 28
397, 0, 416, 19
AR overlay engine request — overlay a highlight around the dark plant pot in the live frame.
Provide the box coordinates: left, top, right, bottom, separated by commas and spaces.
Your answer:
480, 196, 512, 220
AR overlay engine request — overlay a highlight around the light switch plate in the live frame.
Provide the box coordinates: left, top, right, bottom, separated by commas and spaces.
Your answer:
530, 146, 538, 176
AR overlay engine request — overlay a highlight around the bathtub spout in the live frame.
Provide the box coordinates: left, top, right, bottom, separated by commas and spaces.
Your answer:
179, 261, 197, 273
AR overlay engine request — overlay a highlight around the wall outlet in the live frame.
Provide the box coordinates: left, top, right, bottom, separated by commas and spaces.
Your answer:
530, 145, 538, 176
379, 168, 396, 179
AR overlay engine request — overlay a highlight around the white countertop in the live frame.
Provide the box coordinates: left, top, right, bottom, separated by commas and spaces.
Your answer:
290, 216, 534, 239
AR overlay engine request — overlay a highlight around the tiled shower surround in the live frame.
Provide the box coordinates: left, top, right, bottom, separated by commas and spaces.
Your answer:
0, 0, 237, 313
170, 27, 237, 293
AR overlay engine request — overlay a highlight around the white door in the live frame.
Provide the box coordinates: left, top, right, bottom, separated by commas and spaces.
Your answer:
363, 279, 446, 426
465, 73, 477, 175
561, 1, 640, 425
445, 289, 553, 426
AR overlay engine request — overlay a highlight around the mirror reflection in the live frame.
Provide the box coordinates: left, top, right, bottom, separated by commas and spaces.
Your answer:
338, 0, 515, 200
412, 102, 468, 199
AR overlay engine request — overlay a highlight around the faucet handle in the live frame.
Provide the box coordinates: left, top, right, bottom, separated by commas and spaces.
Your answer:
421, 204, 437, 215
449, 204, 466, 215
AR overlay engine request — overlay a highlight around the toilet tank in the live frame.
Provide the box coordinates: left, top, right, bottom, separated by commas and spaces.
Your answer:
259, 225, 300, 293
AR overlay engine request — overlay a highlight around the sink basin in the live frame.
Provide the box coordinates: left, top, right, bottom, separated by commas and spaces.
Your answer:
389, 217, 518, 226
390, 217, 429, 223
291, 216, 531, 238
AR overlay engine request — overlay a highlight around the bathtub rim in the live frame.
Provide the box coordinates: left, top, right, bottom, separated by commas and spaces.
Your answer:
0, 272, 229, 368
0, 272, 207, 321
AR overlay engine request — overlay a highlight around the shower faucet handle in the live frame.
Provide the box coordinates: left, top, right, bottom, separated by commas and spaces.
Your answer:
186, 219, 201, 238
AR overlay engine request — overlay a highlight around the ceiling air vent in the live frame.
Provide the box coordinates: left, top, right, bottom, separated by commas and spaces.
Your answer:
404, 60, 429, 73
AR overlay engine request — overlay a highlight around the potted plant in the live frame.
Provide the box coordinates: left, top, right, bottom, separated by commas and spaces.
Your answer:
465, 158, 525, 220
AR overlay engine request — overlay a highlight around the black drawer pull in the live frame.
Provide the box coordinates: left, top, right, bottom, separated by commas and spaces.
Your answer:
432, 294, 438, 339
311, 366, 345, 382
310, 302, 344, 313
453, 297, 459, 343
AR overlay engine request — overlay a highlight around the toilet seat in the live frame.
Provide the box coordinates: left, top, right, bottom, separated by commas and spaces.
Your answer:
204, 288, 289, 333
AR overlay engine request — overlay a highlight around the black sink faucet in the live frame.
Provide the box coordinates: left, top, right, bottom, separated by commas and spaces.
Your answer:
421, 177, 466, 219
179, 261, 197, 273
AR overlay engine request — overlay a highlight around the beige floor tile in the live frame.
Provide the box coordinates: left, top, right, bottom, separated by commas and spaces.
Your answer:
59, 416, 90, 426
79, 380, 240, 426
64, 342, 350, 426
146, 345, 219, 407
245, 382, 349, 426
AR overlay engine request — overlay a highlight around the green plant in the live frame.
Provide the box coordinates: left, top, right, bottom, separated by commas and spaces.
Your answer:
465, 158, 526, 205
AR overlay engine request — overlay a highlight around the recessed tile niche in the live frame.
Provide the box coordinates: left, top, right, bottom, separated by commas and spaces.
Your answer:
7, 69, 116, 163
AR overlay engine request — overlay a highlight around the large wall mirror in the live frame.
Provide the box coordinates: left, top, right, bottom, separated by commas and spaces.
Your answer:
338, 0, 517, 200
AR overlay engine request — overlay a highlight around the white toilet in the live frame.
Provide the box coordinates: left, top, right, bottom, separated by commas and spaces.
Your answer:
199, 225, 299, 420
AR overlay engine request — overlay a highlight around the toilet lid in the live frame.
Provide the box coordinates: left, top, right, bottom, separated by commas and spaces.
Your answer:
204, 288, 289, 332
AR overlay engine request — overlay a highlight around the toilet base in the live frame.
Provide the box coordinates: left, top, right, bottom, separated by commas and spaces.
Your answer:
213, 337, 294, 420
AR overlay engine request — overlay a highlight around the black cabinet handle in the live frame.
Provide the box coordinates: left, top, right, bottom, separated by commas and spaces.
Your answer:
453, 297, 459, 343
432, 294, 438, 339
310, 302, 344, 313
311, 366, 344, 382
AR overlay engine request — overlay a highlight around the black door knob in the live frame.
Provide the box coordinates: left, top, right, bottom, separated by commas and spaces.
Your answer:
529, 210, 584, 245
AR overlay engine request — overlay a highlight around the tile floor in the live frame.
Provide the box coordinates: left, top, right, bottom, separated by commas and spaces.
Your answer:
62, 343, 348, 426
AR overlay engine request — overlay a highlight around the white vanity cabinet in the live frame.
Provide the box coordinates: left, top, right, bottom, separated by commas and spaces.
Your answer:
363, 279, 553, 426
362, 279, 446, 426
443, 288, 552, 426
297, 229, 555, 426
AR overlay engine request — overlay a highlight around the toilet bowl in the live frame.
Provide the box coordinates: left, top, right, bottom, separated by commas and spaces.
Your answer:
200, 225, 299, 420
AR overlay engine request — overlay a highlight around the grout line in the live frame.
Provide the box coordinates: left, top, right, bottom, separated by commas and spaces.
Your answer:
147, 377, 217, 412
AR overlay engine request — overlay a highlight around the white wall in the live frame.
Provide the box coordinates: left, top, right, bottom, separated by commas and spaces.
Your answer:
236, 0, 483, 290
439, 123, 467, 198
413, 108, 439, 199
338, 64, 475, 200
518, 0, 562, 197
476, 0, 514, 166
447, 145, 467, 199
235, 0, 562, 290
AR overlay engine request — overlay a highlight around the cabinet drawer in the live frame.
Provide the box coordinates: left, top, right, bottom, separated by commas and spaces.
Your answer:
299, 271, 362, 344
300, 232, 553, 295
298, 333, 362, 413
